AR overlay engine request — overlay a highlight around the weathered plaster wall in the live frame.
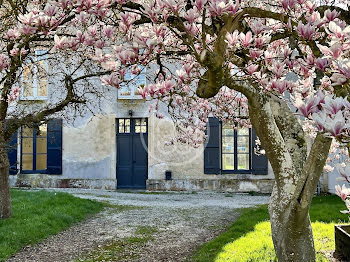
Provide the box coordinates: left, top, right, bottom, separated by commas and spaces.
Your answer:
62, 114, 117, 180
146, 114, 275, 192
148, 114, 274, 179
10, 85, 277, 192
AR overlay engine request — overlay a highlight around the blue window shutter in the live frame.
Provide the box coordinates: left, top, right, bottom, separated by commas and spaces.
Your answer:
204, 117, 220, 174
47, 119, 62, 175
251, 128, 268, 175
7, 129, 18, 175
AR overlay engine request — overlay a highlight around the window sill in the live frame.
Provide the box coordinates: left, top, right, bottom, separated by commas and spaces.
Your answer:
20, 170, 47, 174
117, 96, 145, 100
19, 97, 48, 101
221, 170, 252, 174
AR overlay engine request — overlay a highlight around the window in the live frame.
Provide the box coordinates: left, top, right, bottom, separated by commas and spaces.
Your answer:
204, 117, 268, 175
117, 118, 148, 134
21, 50, 48, 100
21, 124, 48, 171
118, 119, 131, 133
135, 119, 147, 133
13, 119, 63, 174
117, 67, 146, 100
222, 124, 251, 171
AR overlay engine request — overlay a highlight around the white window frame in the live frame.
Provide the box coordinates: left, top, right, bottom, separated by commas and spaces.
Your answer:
117, 67, 146, 100
20, 50, 48, 101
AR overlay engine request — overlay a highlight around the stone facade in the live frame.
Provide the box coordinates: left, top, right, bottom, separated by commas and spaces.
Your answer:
9, 98, 277, 192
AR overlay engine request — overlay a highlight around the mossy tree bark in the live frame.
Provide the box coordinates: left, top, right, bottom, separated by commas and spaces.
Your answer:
0, 138, 11, 219
247, 96, 332, 262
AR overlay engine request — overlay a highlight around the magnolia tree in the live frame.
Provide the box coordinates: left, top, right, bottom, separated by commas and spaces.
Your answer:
70, 0, 350, 261
2, 0, 350, 260
0, 0, 113, 219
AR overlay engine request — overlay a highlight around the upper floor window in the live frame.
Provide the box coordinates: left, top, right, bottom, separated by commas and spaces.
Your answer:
117, 67, 146, 100
21, 50, 48, 100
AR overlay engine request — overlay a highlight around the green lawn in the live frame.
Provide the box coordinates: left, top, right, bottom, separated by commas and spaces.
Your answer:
188, 195, 348, 262
0, 189, 104, 261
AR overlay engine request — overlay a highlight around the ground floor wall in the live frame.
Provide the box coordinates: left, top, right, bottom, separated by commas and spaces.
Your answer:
6, 101, 285, 193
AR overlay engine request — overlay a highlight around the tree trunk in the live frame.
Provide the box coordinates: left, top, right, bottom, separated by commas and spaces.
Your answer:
246, 97, 332, 262
269, 185, 316, 262
0, 145, 11, 219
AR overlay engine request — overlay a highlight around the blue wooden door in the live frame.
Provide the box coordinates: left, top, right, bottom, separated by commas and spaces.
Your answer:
117, 118, 148, 189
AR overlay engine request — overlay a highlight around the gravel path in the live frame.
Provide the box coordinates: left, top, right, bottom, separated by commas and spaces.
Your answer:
7, 189, 270, 262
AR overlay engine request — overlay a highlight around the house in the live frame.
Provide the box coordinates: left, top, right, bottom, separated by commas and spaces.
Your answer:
6, 53, 334, 193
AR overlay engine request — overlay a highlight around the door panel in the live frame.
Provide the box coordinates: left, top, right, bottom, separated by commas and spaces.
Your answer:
116, 118, 148, 189
132, 135, 148, 188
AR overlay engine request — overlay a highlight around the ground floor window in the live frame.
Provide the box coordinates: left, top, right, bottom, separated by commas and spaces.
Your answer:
222, 124, 251, 171
204, 117, 268, 175
6, 119, 63, 175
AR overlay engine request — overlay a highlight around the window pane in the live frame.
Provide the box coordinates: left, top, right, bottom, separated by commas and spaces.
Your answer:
22, 154, 33, 170
135, 126, 141, 133
23, 64, 33, 81
238, 128, 249, 135
22, 127, 33, 137
23, 81, 34, 97
38, 80, 48, 97
222, 154, 234, 170
37, 61, 47, 79
141, 126, 147, 133
22, 65, 34, 97
223, 125, 234, 136
37, 124, 47, 137
125, 119, 130, 133
36, 138, 47, 154
237, 136, 249, 153
118, 119, 124, 133
238, 154, 249, 170
22, 138, 33, 154
222, 136, 234, 153
36, 154, 47, 170
135, 119, 141, 125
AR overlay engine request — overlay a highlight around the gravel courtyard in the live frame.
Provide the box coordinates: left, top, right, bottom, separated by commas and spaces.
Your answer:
7, 189, 270, 262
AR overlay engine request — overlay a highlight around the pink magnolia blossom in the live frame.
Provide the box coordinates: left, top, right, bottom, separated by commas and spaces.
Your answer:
326, 111, 349, 136
184, 8, 200, 24
246, 64, 259, 76
322, 96, 344, 115
194, 0, 207, 10
44, 4, 57, 17
318, 43, 343, 59
297, 22, 316, 40
6, 29, 20, 39
338, 165, 350, 183
239, 31, 253, 48
19, 25, 36, 35
208, 1, 226, 16
54, 35, 68, 49
324, 9, 340, 22
101, 73, 121, 88
18, 12, 36, 25
335, 184, 350, 201
0, 54, 9, 71
249, 49, 263, 60
225, 31, 239, 47
315, 58, 328, 71
328, 21, 350, 39
282, 0, 295, 10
